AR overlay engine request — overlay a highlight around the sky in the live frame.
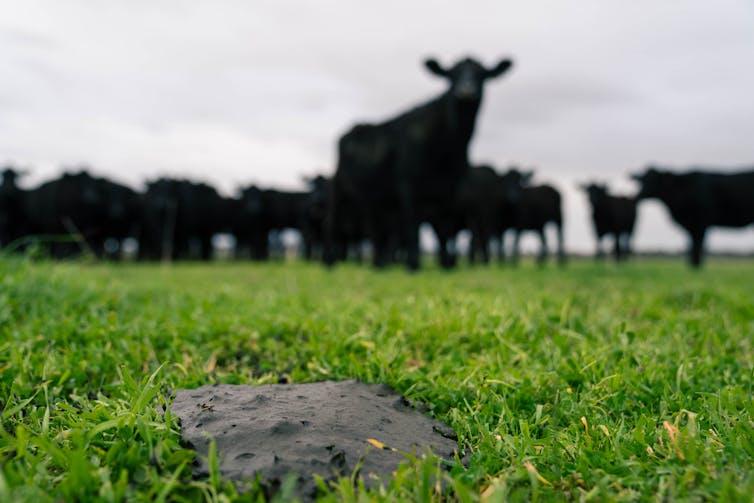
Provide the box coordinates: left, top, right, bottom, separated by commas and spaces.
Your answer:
1, 0, 753, 253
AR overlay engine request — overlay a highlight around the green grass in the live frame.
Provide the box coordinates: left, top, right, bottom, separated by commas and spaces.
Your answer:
1, 257, 753, 501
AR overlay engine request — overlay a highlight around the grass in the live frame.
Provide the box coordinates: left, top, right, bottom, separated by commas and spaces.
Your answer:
0, 257, 753, 501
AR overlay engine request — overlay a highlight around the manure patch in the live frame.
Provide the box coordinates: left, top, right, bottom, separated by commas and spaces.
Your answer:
171, 379, 460, 500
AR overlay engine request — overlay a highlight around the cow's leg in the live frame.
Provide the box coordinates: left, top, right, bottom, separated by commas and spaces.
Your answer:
259, 232, 270, 260
613, 233, 621, 262
200, 234, 213, 261
689, 228, 706, 268
556, 222, 566, 266
537, 227, 548, 265
511, 230, 521, 266
481, 231, 491, 264
435, 228, 455, 269
398, 184, 419, 271
372, 225, 389, 268
468, 229, 478, 265
437, 233, 449, 268
446, 235, 457, 268
301, 229, 313, 261
595, 236, 605, 261
497, 232, 506, 264
623, 234, 633, 260
405, 218, 420, 271
616, 233, 627, 262
322, 185, 339, 267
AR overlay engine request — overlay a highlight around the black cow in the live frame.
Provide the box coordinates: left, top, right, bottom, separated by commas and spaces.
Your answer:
23, 170, 140, 258
231, 185, 271, 260
232, 186, 312, 260
457, 165, 523, 264
581, 183, 637, 262
502, 170, 566, 265
631, 166, 754, 267
300, 175, 353, 261
0, 167, 29, 249
139, 178, 227, 261
325, 55, 514, 270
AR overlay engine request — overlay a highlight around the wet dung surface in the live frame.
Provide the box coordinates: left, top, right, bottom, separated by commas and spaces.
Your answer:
171, 379, 459, 499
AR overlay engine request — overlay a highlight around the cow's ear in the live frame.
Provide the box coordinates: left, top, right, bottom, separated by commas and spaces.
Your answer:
630, 172, 644, 182
486, 58, 513, 78
522, 170, 534, 184
424, 58, 448, 77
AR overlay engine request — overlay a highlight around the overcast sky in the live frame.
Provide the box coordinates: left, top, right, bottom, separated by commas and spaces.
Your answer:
2, 1, 753, 253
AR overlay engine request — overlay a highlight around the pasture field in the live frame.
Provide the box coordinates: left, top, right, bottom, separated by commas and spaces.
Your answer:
1, 257, 753, 502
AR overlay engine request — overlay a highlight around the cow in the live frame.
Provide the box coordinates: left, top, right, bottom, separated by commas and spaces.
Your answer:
581, 183, 638, 262
631, 166, 754, 267
139, 178, 227, 261
0, 167, 29, 249
230, 185, 269, 260
300, 175, 360, 261
22, 170, 140, 259
232, 186, 312, 260
457, 165, 523, 264
325, 55, 514, 270
502, 169, 566, 266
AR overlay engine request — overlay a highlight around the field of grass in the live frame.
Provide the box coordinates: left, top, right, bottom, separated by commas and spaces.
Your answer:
1, 257, 753, 501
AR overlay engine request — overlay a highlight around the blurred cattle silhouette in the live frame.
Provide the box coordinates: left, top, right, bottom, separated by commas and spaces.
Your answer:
632, 166, 754, 267
232, 185, 311, 260
501, 169, 565, 266
4, 54, 753, 267
21, 169, 139, 258
0, 167, 29, 248
325, 55, 513, 270
457, 165, 524, 264
139, 178, 228, 261
581, 183, 637, 262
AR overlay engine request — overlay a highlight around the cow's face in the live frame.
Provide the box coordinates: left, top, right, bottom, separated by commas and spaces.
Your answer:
632, 168, 665, 199
581, 183, 608, 203
146, 179, 179, 212
425, 57, 513, 102
500, 169, 533, 204
240, 187, 264, 215
1, 168, 26, 189
502, 168, 534, 188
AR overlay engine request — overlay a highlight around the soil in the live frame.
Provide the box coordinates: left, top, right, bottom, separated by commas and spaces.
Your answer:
170, 379, 460, 500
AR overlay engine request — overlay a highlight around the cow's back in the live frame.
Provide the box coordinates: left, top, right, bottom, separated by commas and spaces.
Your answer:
705, 171, 754, 227
660, 171, 754, 229
611, 196, 637, 233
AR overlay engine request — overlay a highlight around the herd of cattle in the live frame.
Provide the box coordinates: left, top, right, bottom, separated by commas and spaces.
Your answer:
1, 56, 752, 268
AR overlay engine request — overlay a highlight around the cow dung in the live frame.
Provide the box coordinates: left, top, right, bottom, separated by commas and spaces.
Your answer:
170, 379, 460, 499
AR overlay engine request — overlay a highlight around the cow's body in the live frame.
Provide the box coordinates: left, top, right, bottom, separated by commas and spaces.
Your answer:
633, 167, 754, 267
22, 171, 139, 258
502, 175, 565, 265
233, 186, 312, 260
139, 178, 226, 261
582, 183, 637, 261
0, 168, 29, 249
457, 165, 524, 264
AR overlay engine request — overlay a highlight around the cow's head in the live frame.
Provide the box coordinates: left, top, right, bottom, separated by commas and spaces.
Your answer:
500, 168, 534, 204
503, 168, 534, 187
425, 56, 513, 102
631, 166, 665, 200
145, 178, 180, 213
61, 170, 102, 205
240, 186, 265, 215
580, 183, 609, 203
1, 167, 28, 189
